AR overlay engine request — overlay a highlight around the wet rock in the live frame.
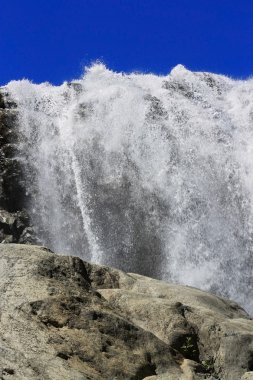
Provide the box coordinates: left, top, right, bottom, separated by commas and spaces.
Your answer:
0, 90, 38, 245
0, 209, 37, 244
0, 97, 27, 212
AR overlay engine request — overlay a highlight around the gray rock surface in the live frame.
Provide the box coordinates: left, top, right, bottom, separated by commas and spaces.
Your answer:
241, 373, 253, 380
97, 273, 253, 380
0, 244, 181, 380
0, 244, 252, 380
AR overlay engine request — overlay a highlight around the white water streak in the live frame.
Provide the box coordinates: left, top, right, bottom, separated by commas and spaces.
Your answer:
5, 64, 253, 312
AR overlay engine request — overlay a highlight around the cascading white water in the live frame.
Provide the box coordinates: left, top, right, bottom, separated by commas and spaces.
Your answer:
4, 64, 253, 312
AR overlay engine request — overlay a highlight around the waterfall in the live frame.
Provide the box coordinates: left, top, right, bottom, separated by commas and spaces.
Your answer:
5, 63, 253, 312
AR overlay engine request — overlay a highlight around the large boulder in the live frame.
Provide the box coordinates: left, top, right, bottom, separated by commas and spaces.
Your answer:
97, 272, 253, 379
0, 244, 252, 380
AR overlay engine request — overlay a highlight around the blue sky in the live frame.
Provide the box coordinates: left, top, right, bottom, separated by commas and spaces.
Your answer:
1, 0, 253, 85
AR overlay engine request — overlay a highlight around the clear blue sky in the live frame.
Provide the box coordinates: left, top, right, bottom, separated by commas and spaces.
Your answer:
1, 0, 253, 85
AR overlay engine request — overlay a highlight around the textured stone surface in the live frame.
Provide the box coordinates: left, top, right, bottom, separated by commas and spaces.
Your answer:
0, 244, 252, 379
98, 272, 253, 380
241, 373, 253, 380
0, 244, 182, 380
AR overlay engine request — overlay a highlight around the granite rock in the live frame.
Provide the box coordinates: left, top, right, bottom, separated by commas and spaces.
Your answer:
0, 244, 252, 379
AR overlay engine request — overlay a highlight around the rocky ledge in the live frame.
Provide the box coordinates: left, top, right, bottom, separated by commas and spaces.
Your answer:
0, 244, 252, 380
